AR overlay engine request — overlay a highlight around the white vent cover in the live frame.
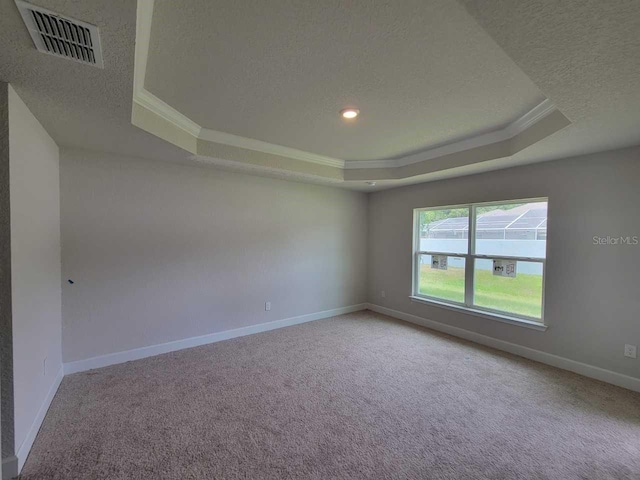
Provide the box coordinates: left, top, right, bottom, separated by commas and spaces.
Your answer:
15, 0, 103, 68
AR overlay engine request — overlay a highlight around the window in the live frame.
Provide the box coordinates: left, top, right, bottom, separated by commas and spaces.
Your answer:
413, 199, 547, 324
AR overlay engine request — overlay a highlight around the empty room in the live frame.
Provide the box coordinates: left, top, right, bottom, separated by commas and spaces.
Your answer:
1, 0, 639, 478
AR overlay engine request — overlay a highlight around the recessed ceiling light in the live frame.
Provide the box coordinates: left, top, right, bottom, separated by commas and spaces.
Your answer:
340, 108, 359, 119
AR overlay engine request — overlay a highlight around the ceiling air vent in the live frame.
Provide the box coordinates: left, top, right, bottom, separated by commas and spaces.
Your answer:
15, 0, 104, 68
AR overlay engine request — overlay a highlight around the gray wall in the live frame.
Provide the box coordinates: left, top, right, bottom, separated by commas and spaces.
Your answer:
0, 82, 14, 460
369, 146, 640, 379
8, 85, 62, 458
60, 149, 368, 363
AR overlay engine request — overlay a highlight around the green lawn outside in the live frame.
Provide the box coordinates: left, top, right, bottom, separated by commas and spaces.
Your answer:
419, 265, 542, 318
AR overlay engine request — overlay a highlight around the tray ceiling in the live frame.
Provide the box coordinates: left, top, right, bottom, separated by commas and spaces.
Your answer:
6, 1, 637, 190
145, 0, 545, 162
132, 0, 570, 183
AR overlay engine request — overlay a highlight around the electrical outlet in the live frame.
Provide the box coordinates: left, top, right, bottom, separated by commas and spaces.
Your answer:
624, 344, 637, 359
43, 357, 47, 376
265, 302, 271, 311
381, 290, 386, 298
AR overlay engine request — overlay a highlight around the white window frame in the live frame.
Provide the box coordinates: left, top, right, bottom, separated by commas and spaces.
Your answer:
411, 198, 548, 330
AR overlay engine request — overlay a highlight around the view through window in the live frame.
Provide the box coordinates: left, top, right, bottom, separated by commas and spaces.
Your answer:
414, 199, 547, 322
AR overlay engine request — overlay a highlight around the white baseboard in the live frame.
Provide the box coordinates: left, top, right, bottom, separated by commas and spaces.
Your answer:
15, 366, 64, 474
367, 303, 640, 393
2, 456, 18, 480
64, 304, 367, 375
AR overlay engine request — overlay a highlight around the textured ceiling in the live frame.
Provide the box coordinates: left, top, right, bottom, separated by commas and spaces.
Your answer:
459, 0, 640, 164
145, 0, 544, 161
0, 0, 638, 191
0, 0, 189, 164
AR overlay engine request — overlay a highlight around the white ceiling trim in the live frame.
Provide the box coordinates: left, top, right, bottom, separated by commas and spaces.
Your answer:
506, 98, 556, 135
133, 0, 153, 95
344, 99, 556, 169
132, 0, 201, 138
133, 0, 341, 166
198, 128, 345, 168
190, 155, 344, 182
132, 2, 560, 175
134, 85, 556, 171
134, 88, 202, 138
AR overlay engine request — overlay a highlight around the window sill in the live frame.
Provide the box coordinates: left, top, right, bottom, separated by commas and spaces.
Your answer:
409, 296, 548, 331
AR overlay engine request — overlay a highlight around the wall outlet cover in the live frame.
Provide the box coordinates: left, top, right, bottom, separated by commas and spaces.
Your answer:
624, 344, 637, 359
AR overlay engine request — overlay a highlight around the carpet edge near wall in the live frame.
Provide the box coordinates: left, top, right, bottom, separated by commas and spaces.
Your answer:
64, 302, 640, 390
367, 303, 640, 393
63, 304, 368, 375
15, 304, 366, 477
15, 302, 639, 476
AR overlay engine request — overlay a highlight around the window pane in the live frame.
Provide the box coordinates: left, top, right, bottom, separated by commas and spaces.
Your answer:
418, 207, 469, 254
418, 254, 465, 303
473, 259, 543, 319
475, 201, 547, 258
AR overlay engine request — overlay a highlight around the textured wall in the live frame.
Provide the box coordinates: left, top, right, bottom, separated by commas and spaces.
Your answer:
60, 149, 368, 363
8, 85, 62, 457
0, 82, 14, 459
368, 146, 640, 379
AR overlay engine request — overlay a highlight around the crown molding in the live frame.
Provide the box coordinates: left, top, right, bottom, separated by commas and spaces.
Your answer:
134, 88, 202, 138
132, 0, 341, 168
133, 0, 153, 94
132, 0, 201, 138
132, 3, 567, 181
134, 95, 556, 171
134, 86, 343, 167
190, 155, 345, 182
198, 128, 345, 168
344, 99, 557, 170
507, 98, 555, 135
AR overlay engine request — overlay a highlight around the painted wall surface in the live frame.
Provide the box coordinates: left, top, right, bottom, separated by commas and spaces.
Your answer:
60, 149, 368, 363
369, 146, 640, 379
0, 82, 13, 461
8, 86, 62, 455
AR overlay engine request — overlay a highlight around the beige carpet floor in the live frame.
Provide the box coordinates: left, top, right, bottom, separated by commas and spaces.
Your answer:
20, 311, 640, 479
